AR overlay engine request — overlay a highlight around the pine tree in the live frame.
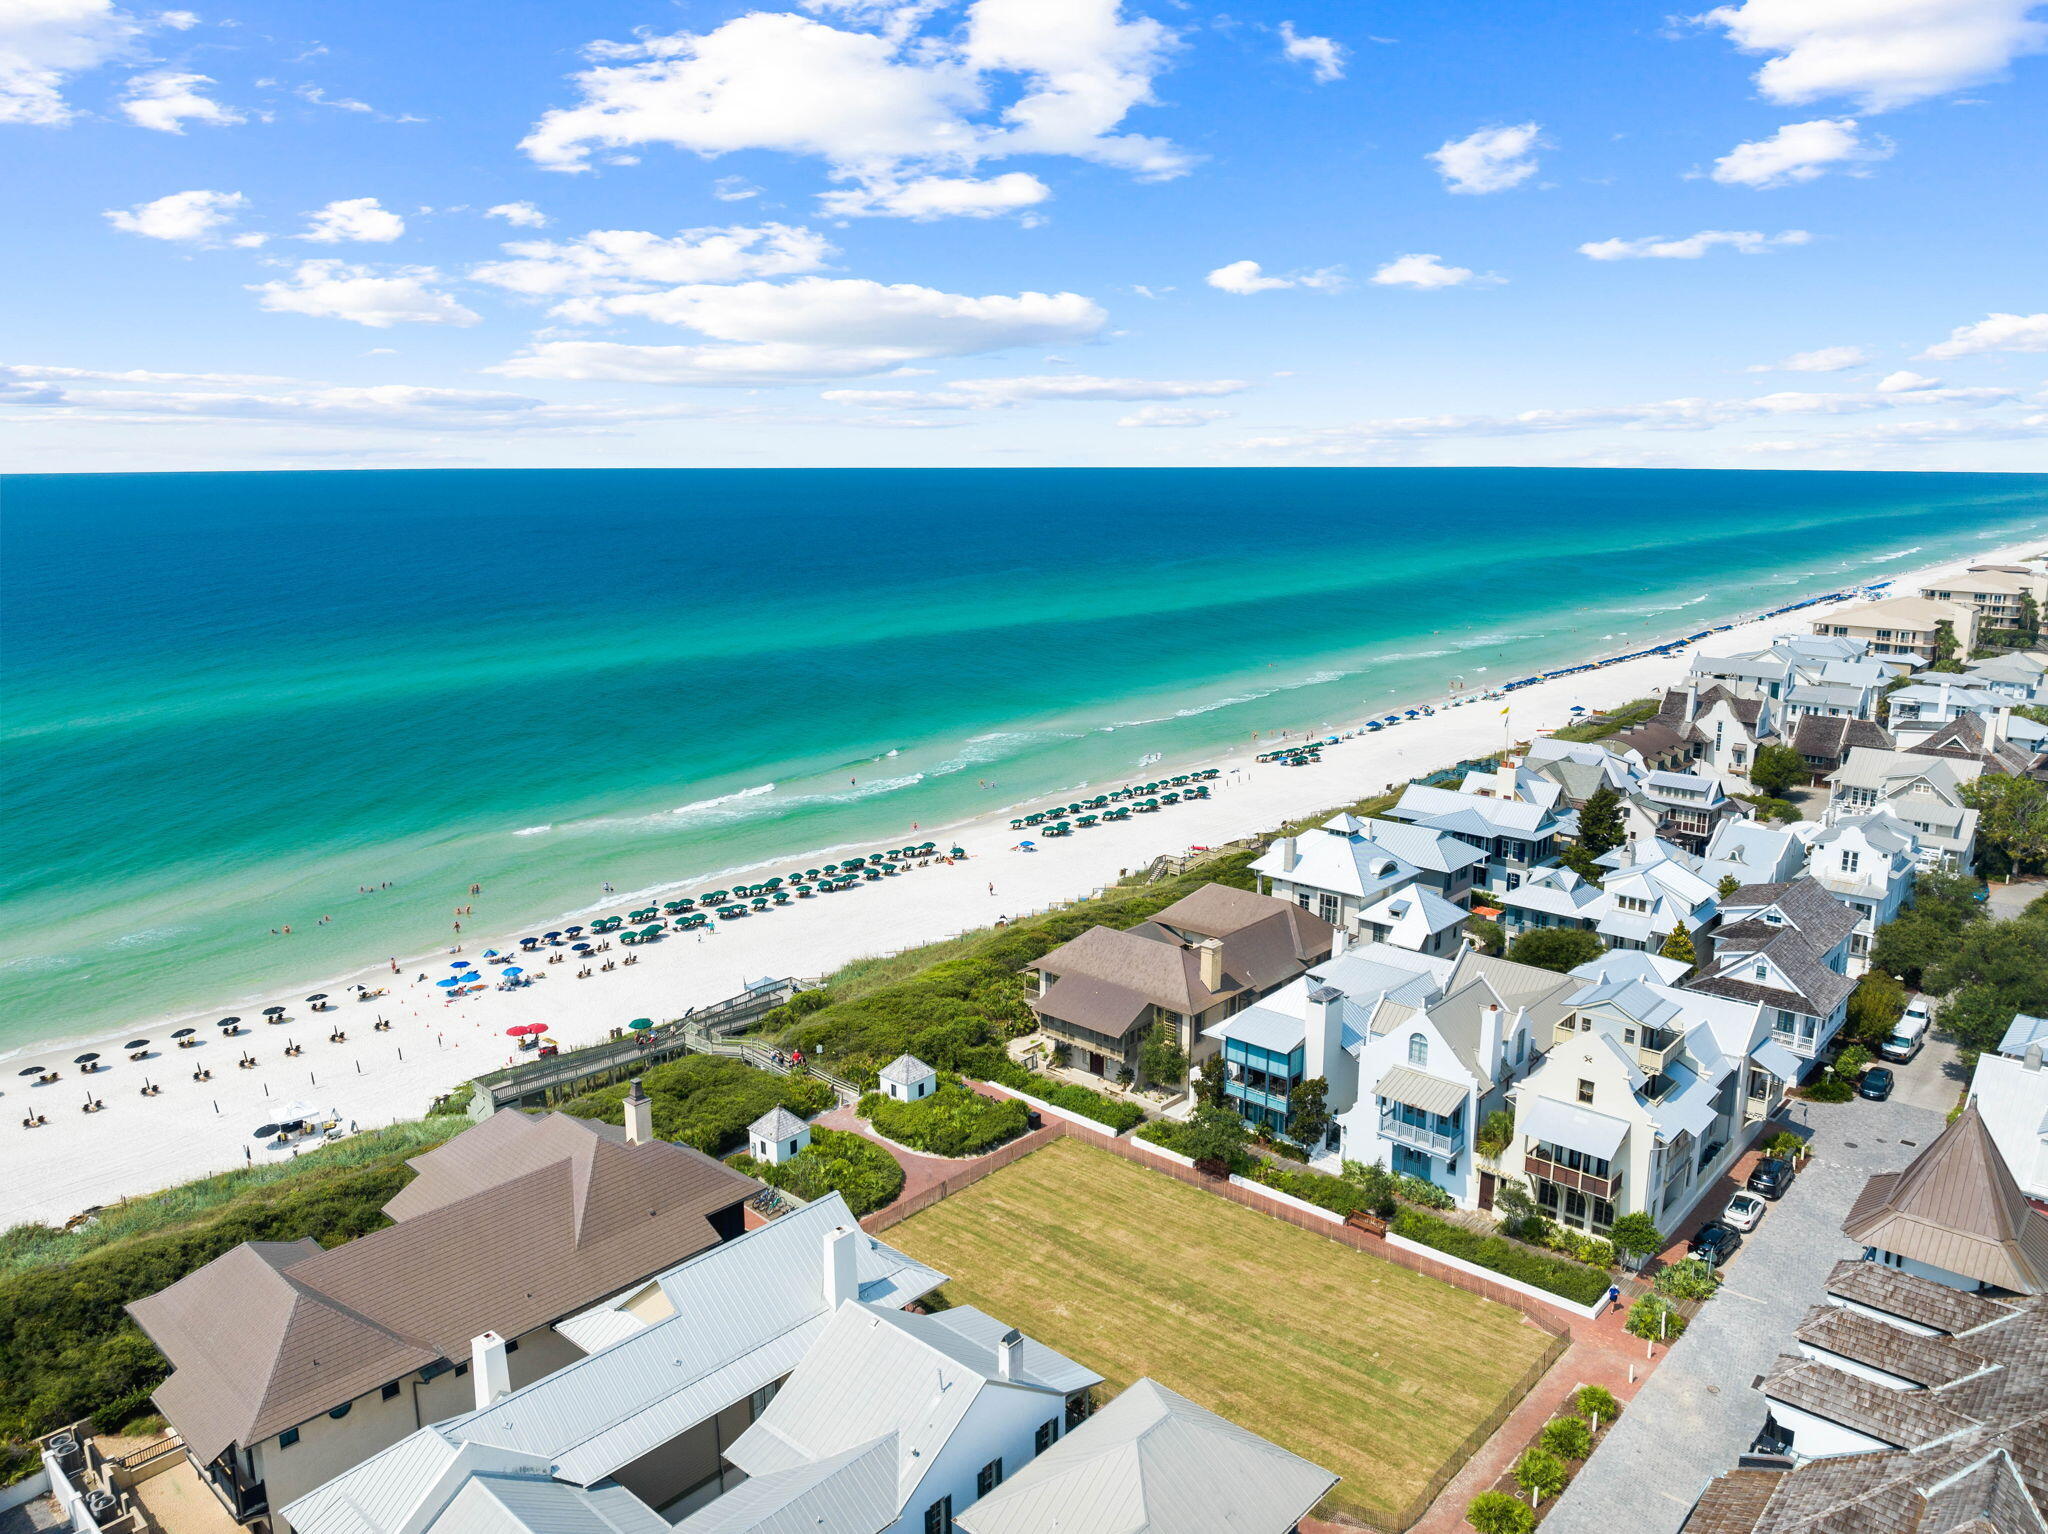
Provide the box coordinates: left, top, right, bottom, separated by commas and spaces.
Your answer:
1660, 925, 1696, 966
1578, 784, 1626, 858
1717, 872, 1741, 901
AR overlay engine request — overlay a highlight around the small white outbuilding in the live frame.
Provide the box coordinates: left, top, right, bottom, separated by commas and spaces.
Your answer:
747, 1106, 811, 1165
878, 1053, 937, 1102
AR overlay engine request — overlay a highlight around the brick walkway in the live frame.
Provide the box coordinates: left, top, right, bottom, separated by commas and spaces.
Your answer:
816, 1103, 979, 1204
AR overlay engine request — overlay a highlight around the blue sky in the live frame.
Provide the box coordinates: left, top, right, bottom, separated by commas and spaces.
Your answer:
4, 0, 2045, 472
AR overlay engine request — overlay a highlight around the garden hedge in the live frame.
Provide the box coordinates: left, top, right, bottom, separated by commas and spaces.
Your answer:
560, 1055, 834, 1156
1390, 1208, 1613, 1305
727, 1127, 904, 1216
858, 1076, 1030, 1157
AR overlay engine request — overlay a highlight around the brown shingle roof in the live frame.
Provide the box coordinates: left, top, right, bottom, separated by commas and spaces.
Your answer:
1842, 1105, 2048, 1294
1762, 1355, 1978, 1449
1824, 1260, 2020, 1336
1686, 1469, 1786, 1534
1796, 1303, 1994, 1387
1791, 715, 1892, 767
128, 1112, 760, 1463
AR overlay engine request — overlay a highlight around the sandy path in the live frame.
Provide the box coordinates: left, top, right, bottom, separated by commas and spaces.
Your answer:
2, 541, 2033, 1229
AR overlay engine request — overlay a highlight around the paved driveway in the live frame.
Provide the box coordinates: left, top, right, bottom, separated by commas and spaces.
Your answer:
1540, 1088, 1947, 1534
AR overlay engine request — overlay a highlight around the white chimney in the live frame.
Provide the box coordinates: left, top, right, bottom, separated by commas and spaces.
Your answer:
997, 1328, 1023, 1381
1277, 836, 1299, 873
623, 1077, 653, 1145
471, 1331, 512, 1410
2027, 1043, 2043, 1074
1196, 938, 1225, 993
1480, 1004, 1505, 1077
1305, 985, 1343, 1090
1328, 926, 1350, 958
824, 1224, 860, 1310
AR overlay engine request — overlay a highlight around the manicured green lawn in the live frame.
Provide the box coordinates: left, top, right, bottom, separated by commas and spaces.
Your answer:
886, 1137, 1556, 1527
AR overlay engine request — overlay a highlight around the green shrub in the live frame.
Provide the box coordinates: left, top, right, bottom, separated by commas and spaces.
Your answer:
1655, 1257, 1721, 1301
1390, 1208, 1612, 1305
1800, 1077, 1854, 1103
1573, 1384, 1621, 1425
1466, 1490, 1535, 1534
1137, 1117, 1254, 1174
1768, 1130, 1806, 1160
989, 1063, 1145, 1132
727, 1127, 904, 1216
1539, 1413, 1592, 1461
1250, 1161, 1371, 1217
1395, 1171, 1455, 1210
1513, 1446, 1568, 1500
858, 1076, 1029, 1157
561, 1055, 833, 1156
1625, 1293, 1687, 1342
1339, 1160, 1400, 1218
1606, 1211, 1664, 1261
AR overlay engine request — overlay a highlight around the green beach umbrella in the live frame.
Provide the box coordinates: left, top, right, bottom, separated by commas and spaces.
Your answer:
628, 1017, 653, 1030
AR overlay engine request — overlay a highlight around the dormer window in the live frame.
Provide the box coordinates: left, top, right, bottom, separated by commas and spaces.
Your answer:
1754, 962, 1768, 981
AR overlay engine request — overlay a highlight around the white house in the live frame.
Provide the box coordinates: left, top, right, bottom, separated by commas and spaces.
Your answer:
1825, 747, 1982, 873
747, 1106, 811, 1166
1250, 814, 1486, 936
1799, 813, 1919, 974
1493, 836, 1717, 955
1356, 884, 1469, 955
1696, 817, 1814, 891
1385, 766, 1574, 894
1687, 878, 1860, 1066
879, 1054, 937, 1102
1814, 594, 1978, 664
1966, 1016, 2048, 1203
1499, 954, 1783, 1236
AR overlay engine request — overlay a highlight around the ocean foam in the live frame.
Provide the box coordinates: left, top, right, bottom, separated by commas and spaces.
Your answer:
672, 782, 776, 817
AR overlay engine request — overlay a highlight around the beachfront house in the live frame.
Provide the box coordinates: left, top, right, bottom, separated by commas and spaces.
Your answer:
1679, 1113, 2048, 1528
1250, 814, 1486, 936
1964, 1015, 2048, 1203
954, 1377, 1338, 1534
1798, 813, 1919, 973
1919, 564, 2048, 634
1824, 747, 1982, 872
1201, 941, 1451, 1142
1499, 952, 1785, 1236
1384, 764, 1573, 894
1334, 949, 1578, 1205
127, 1107, 764, 1530
1027, 883, 1333, 1082
1493, 836, 1717, 955
1684, 878, 1859, 1067
277, 1200, 1107, 1534
1814, 594, 1978, 665
1649, 684, 1779, 778
1523, 737, 1648, 808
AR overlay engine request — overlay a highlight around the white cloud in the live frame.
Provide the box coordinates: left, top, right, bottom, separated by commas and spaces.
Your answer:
1709, 117, 1892, 187
824, 373, 1247, 407
817, 170, 1050, 219
519, 0, 1189, 218
1922, 311, 2048, 358
1578, 228, 1810, 260
1701, 0, 2048, 112
1206, 258, 1345, 294
470, 224, 835, 302
485, 201, 550, 228
1878, 369, 1941, 391
1117, 403, 1229, 426
492, 276, 1107, 384
1428, 122, 1542, 194
298, 197, 406, 243
1278, 21, 1345, 82
105, 188, 250, 244
1748, 345, 1869, 372
3, 363, 293, 384
1370, 253, 1481, 289
0, 0, 160, 126
712, 176, 760, 201
296, 84, 373, 113
249, 261, 480, 327
119, 69, 244, 133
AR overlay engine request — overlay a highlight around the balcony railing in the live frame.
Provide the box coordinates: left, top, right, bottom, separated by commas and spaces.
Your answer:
1525, 1151, 1622, 1201
1379, 1106, 1464, 1159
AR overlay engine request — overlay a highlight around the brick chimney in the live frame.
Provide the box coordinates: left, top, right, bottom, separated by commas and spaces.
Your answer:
623, 1077, 653, 1145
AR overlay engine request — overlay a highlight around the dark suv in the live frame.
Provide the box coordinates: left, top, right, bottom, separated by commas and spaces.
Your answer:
1748, 1157, 1797, 1200
1688, 1221, 1743, 1267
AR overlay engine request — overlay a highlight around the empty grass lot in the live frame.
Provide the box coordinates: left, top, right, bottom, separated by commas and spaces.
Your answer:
886, 1138, 1556, 1527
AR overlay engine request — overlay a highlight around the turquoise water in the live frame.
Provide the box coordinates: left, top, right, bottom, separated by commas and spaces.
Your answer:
4, 467, 2045, 1047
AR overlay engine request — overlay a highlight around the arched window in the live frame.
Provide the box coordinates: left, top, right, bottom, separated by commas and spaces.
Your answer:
1408, 1033, 1428, 1067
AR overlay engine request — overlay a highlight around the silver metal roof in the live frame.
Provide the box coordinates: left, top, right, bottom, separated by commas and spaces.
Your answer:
748, 1107, 809, 1142
1521, 1096, 1631, 1160
879, 1054, 934, 1084
1373, 1065, 1468, 1118
954, 1377, 1337, 1534
671, 1438, 897, 1534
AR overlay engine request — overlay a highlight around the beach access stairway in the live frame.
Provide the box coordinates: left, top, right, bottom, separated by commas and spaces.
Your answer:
465, 977, 827, 1114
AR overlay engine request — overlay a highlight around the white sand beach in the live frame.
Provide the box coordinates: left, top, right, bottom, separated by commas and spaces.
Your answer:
4, 540, 2037, 1230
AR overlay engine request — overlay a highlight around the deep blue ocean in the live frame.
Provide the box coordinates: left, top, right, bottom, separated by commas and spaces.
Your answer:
4, 467, 2045, 1046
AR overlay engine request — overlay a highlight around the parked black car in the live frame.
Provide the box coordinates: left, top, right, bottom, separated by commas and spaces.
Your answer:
1748, 1156, 1797, 1199
1857, 1067, 1896, 1102
1688, 1220, 1744, 1267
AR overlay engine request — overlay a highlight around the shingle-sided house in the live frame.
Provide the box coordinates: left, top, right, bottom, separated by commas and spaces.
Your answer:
1250, 814, 1486, 935
954, 1377, 1337, 1534
128, 1109, 763, 1529
1686, 878, 1860, 1067
1027, 883, 1332, 1082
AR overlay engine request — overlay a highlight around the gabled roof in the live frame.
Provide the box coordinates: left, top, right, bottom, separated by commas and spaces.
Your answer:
1841, 1104, 2048, 1293
1997, 1014, 2048, 1059
1824, 1258, 2020, 1337
1389, 780, 1564, 837
672, 1439, 897, 1534
1761, 1354, 1979, 1449
953, 1377, 1337, 1534
1691, 878, 1860, 1018
1790, 713, 1892, 765
1359, 883, 1468, 936
130, 1112, 762, 1461
1796, 1303, 1994, 1388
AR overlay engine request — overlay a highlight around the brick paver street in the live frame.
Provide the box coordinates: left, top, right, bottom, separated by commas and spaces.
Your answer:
1540, 1052, 1953, 1534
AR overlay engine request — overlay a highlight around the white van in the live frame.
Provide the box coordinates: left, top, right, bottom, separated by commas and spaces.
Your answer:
1880, 998, 1931, 1062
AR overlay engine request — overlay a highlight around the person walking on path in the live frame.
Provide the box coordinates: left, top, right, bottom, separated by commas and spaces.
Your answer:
1607, 1283, 1622, 1312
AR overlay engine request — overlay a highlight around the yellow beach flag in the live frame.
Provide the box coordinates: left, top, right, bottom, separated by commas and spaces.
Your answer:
1499, 705, 1510, 715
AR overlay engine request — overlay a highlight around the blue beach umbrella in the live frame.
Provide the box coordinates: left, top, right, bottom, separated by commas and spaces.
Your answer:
436, 977, 461, 988
502, 966, 523, 977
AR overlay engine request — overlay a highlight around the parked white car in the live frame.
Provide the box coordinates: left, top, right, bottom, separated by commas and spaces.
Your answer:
1721, 1190, 1768, 1232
